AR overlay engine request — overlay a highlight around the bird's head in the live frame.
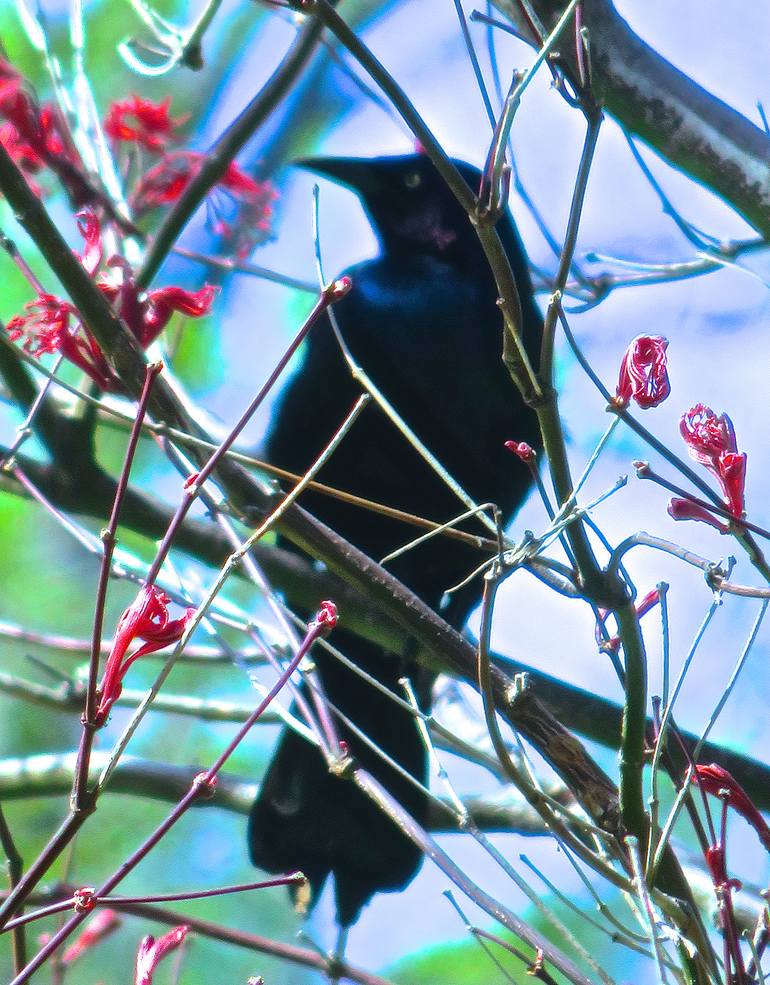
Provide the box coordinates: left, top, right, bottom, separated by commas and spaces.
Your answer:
295, 153, 483, 260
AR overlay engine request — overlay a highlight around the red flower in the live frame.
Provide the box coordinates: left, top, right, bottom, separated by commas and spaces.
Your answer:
140, 284, 218, 346
132, 151, 276, 256
0, 59, 80, 197
504, 440, 537, 463
6, 293, 118, 390
667, 498, 729, 534
614, 335, 670, 409
104, 95, 186, 152
693, 763, 770, 853
135, 925, 190, 985
0, 121, 44, 178
95, 586, 194, 724
62, 909, 121, 964
312, 600, 338, 635
679, 404, 747, 517
5, 210, 217, 388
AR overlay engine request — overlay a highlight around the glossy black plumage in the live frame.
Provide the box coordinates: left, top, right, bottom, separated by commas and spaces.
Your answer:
247, 153, 542, 927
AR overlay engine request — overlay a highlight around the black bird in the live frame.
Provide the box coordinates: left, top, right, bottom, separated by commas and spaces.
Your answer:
248, 153, 542, 929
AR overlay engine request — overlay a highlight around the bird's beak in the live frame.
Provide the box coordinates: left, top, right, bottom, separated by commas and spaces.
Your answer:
294, 156, 382, 197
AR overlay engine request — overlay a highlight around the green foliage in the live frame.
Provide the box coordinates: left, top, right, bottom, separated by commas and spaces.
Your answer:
389, 933, 537, 984
167, 315, 224, 394
387, 888, 649, 985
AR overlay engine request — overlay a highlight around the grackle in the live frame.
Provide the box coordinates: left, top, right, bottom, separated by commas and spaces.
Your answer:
247, 153, 543, 929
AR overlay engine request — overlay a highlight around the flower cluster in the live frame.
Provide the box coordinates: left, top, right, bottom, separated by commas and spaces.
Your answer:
0, 58, 102, 208
131, 149, 276, 257
104, 95, 187, 152
101, 94, 276, 257
95, 585, 194, 725
668, 404, 747, 531
6, 209, 216, 390
7, 292, 117, 389
614, 335, 670, 410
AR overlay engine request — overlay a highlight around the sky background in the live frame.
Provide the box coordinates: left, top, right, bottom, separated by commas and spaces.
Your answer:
1, 1, 769, 982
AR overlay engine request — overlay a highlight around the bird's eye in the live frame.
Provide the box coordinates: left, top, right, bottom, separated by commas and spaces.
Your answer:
403, 171, 422, 190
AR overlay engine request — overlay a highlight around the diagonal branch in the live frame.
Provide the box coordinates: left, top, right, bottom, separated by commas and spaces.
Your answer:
4, 447, 770, 814
494, 0, 770, 236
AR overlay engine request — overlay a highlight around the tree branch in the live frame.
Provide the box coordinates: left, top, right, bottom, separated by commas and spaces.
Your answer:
4, 447, 770, 814
494, 0, 770, 236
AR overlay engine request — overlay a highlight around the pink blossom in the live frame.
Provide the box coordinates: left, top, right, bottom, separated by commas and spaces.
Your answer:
667, 498, 730, 534
614, 335, 670, 409
95, 586, 194, 724
135, 926, 190, 985
679, 404, 747, 518
680, 403, 737, 465
312, 600, 338, 636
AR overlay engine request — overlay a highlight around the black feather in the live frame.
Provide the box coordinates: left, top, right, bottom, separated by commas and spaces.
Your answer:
248, 153, 542, 927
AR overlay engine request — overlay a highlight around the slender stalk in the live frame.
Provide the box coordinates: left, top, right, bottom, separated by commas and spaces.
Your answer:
0, 804, 25, 971
3, 887, 399, 985
529, 114, 610, 598
484, 0, 581, 204
539, 110, 602, 383
7, 609, 335, 984
651, 599, 770, 880
145, 279, 349, 585
137, 16, 323, 287
626, 836, 670, 984
475, 573, 634, 891
351, 767, 595, 985
645, 598, 721, 877
614, 603, 647, 843
72, 362, 161, 810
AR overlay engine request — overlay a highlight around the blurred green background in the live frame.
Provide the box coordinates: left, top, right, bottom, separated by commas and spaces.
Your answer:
1, 1, 770, 983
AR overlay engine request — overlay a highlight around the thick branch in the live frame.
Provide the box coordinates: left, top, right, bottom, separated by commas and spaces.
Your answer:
4, 450, 770, 814
4, 756, 764, 937
495, 0, 770, 236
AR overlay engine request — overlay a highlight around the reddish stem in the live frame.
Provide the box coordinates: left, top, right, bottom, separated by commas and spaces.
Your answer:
73, 362, 162, 809
6, 605, 336, 984
145, 279, 350, 587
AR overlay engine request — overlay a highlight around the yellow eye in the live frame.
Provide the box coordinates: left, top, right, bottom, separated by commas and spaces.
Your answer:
404, 171, 422, 190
